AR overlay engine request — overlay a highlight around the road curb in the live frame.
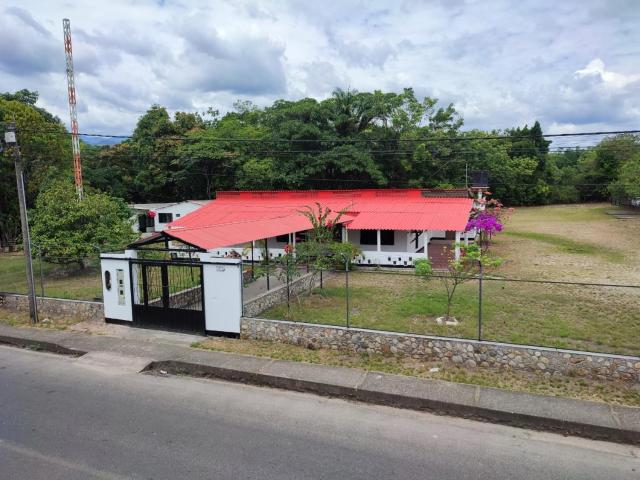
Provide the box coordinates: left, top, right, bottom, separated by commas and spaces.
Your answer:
0, 334, 87, 357
144, 359, 640, 446
1, 324, 638, 446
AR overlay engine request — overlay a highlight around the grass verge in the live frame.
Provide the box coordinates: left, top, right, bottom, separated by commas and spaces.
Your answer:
0, 308, 84, 330
192, 337, 640, 407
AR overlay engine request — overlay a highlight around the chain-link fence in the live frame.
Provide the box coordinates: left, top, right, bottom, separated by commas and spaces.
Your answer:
246, 264, 640, 357
0, 251, 103, 301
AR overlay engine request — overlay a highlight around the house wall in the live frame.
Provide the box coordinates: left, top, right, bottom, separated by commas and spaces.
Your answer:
155, 203, 203, 231
353, 229, 410, 253
131, 210, 155, 234
208, 229, 470, 267
132, 202, 209, 234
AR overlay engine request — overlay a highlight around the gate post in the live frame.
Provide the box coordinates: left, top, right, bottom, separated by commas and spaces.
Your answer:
100, 249, 137, 324
199, 253, 242, 335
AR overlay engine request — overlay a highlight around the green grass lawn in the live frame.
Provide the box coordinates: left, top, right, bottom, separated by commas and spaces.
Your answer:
0, 254, 102, 301
263, 271, 640, 356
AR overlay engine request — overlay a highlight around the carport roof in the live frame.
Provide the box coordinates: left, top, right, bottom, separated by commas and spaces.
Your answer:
163, 189, 474, 250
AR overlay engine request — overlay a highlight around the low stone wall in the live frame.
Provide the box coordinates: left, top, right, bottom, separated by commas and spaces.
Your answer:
148, 286, 201, 309
0, 292, 103, 323
242, 271, 323, 318
241, 317, 640, 383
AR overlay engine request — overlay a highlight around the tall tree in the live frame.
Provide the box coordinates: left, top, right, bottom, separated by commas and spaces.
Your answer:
0, 95, 71, 247
30, 181, 137, 268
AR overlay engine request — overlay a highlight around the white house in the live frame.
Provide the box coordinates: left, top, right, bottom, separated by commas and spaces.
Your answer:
152, 189, 481, 268
130, 200, 211, 234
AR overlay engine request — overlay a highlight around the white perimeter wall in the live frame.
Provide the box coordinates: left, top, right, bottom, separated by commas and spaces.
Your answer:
200, 254, 242, 334
100, 250, 137, 321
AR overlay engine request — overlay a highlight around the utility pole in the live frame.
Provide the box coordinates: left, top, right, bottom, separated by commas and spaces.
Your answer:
5, 125, 38, 323
465, 161, 468, 189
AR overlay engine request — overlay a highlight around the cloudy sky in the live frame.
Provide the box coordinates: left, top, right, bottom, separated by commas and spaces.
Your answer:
1, 0, 639, 145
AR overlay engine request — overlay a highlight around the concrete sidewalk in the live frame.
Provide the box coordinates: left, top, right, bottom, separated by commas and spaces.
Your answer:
0, 323, 638, 445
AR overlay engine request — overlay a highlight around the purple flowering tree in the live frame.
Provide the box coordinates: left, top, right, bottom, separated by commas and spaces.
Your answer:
466, 211, 503, 253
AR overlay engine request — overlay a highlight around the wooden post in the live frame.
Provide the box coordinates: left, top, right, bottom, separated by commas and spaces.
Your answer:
454, 231, 461, 261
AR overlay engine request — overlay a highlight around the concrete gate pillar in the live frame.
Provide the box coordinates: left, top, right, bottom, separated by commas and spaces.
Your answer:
100, 250, 137, 323
199, 254, 242, 335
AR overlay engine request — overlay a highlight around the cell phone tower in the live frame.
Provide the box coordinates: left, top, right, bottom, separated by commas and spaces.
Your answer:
63, 18, 83, 200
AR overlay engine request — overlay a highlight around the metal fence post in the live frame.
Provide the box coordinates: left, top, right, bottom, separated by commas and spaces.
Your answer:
37, 247, 45, 297
265, 238, 270, 291
266, 262, 270, 291
286, 255, 291, 314
345, 259, 350, 329
250, 241, 255, 279
320, 268, 323, 289
478, 261, 483, 341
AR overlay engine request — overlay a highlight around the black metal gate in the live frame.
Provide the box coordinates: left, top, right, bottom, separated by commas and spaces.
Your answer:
130, 259, 205, 334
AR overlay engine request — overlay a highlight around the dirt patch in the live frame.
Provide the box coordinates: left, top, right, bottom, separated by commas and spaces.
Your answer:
495, 203, 640, 283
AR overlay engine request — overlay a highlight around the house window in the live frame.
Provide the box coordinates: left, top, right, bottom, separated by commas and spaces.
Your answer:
360, 230, 394, 245
275, 234, 289, 243
158, 213, 173, 223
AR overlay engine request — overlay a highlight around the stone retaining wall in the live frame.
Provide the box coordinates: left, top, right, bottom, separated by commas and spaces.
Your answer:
242, 271, 323, 318
0, 292, 103, 323
241, 317, 640, 383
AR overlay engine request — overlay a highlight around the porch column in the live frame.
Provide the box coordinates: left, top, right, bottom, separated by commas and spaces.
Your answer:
423, 231, 428, 257
464, 231, 469, 246
376, 229, 381, 253
292, 232, 296, 249
342, 227, 348, 243
454, 231, 461, 261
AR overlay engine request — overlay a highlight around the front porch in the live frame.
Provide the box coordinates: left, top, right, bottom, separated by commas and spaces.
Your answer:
207, 228, 473, 269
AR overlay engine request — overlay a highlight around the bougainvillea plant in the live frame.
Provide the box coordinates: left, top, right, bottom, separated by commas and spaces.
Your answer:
465, 198, 513, 253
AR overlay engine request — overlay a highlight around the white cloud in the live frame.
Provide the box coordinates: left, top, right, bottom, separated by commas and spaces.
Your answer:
575, 58, 640, 90
0, 0, 637, 144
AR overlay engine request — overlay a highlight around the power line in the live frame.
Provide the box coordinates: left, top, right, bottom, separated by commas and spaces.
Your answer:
9, 126, 640, 143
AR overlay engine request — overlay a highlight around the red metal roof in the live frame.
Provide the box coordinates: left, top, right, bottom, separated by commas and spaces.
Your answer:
165, 189, 473, 250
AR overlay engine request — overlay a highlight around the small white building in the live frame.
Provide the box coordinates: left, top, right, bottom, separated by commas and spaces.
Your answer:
131, 200, 211, 234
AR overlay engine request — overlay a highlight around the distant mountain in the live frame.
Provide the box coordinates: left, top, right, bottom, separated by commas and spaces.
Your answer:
80, 135, 125, 146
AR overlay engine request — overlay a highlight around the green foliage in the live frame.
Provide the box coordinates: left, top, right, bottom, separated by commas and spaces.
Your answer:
78, 88, 640, 208
413, 258, 433, 278
5, 87, 640, 246
295, 203, 360, 269
417, 242, 502, 321
0, 93, 72, 246
609, 151, 640, 199
30, 181, 137, 267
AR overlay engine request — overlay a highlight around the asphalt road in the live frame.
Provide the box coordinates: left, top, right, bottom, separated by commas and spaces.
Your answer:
0, 346, 638, 480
